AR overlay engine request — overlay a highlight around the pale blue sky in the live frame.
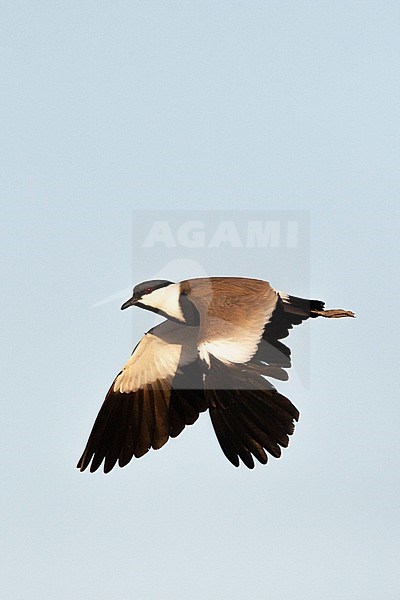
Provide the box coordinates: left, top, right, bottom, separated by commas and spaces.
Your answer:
1, 2, 399, 599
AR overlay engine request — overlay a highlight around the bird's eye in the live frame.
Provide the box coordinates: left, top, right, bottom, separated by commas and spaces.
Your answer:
145, 287, 152, 293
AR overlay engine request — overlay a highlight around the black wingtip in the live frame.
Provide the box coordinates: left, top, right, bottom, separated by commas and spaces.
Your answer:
205, 357, 299, 469
76, 454, 87, 472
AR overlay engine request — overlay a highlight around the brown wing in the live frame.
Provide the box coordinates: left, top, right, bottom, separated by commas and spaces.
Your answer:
182, 277, 328, 379
77, 320, 207, 473
181, 277, 279, 365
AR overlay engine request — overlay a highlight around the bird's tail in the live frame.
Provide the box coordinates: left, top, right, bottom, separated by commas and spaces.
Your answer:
281, 294, 355, 320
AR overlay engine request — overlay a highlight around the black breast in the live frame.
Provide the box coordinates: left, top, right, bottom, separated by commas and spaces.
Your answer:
179, 293, 200, 326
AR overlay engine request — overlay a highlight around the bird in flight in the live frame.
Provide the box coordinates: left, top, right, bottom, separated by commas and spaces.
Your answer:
77, 277, 354, 473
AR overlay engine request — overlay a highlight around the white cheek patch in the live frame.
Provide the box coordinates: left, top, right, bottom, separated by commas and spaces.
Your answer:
139, 283, 185, 322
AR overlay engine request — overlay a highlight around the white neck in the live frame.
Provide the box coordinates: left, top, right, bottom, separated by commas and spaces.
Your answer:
139, 283, 185, 322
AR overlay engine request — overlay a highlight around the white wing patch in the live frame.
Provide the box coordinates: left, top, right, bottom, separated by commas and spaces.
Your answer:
198, 314, 274, 366
113, 321, 199, 393
199, 335, 260, 366
113, 334, 181, 393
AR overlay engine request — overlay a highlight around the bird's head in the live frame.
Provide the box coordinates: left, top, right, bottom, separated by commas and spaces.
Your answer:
121, 280, 174, 310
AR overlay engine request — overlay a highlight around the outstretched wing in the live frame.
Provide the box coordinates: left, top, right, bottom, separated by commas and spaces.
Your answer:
204, 356, 300, 469
182, 277, 324, 379
180, 278, 300, 468
77, 320, 207, 473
